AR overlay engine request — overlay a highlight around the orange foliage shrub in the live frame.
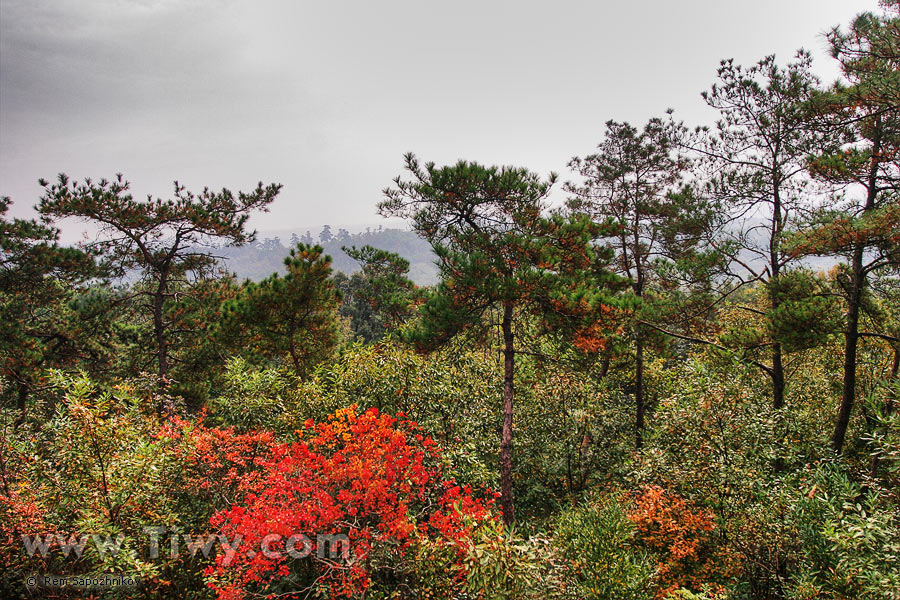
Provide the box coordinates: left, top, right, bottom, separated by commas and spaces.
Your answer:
627, 485, 737, 598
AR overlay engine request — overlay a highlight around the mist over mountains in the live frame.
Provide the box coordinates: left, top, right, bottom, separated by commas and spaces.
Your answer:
216, 226, 439, 285
215, 220, 841, 289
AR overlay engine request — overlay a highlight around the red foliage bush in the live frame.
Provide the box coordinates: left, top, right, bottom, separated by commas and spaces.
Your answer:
205, 405, 496, 599
158, 414, 276, 507
0, 437, 48, 575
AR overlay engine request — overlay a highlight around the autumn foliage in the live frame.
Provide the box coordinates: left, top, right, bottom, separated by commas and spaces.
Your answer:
628, 485, 738, 598
1, 4, 898, 599
204, 406, 496, 599
158, 414, 277, 511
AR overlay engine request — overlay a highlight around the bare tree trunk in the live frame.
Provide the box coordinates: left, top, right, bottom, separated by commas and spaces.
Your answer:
499, 301, 516, 527
633, 264, 646, 449
635, 337, 645, 449
772, 344, 785, 410
769, 172, 786, 412
16, 380, 27, 414
13, 378, 29, 427
152, 289, 168, 383
833, 247, 864, 454
151, 279, 171, 417
599, 348, 611, 379
288, 324, 302, 375
772, 341, 787, 472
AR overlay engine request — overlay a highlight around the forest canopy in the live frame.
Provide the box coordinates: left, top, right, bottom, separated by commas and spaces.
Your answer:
1, 3, 899, 600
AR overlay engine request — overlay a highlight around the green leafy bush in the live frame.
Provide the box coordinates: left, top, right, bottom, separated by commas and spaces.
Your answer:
554, 493, 656, 600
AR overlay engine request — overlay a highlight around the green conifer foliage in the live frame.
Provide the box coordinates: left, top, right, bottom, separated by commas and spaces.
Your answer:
566, 117, 719, 448
341, 244, 419, 340
223, 244, 341, 377
794, 1, 899, 453
38, 174, 280, 388
0, 197, 95, 413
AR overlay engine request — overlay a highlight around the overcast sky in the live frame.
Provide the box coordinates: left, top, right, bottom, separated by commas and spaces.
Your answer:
0, 0, 883, 239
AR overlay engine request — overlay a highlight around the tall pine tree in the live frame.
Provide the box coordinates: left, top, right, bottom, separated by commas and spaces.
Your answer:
795, 2, 899, 453
566, 117, 714, 448
38, 174, 280, 388
694, 52, 824, 410
380, 153, 626, 525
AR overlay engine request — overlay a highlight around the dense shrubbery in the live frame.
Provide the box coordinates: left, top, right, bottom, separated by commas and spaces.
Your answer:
3, 328, 897, 599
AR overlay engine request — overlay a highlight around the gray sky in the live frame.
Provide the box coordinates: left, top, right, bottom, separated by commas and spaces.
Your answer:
0, 0, 883, 239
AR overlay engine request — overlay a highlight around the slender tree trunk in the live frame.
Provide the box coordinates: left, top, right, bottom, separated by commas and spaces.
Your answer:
16, 380, 27, 414
499, 301, 516, 527
771, 344, 785, 410
832, 246, 865, 454
770, 218, 786, 469
288, 324, 302, 375
772, 342, 786, 473
13, 378, 29, 426
635, 337, 645, 449
152, 289, 169, 383
151, 278, 172, 417
599, 346, 611, 379
633, 263, 645, 449
768, 169, 788, 412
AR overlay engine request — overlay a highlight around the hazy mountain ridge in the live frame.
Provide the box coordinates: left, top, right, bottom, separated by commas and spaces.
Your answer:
214, 227, 439, 285
213, 222, 842, 288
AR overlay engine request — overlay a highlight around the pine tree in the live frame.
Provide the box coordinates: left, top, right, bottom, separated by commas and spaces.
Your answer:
38, 174, 280, 387
223, 244, 341, 376
794, 2, 900, 453
319, 224, 333, 245
695, 52, 825, 410
339, 245, 419, 341
380, 153, 627, 525
566, 117, 715, 448
0, 197, 95, 413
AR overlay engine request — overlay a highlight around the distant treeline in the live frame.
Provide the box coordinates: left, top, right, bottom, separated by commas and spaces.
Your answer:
213, 222, 838, 288
213, 226, 439, 285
